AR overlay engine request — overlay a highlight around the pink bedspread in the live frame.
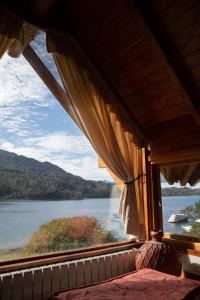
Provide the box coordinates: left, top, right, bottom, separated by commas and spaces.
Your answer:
54, 268, 200, 300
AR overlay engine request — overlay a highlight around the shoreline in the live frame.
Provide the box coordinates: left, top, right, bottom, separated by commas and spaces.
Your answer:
0, 247, 23, 255
0, 247, 26, 261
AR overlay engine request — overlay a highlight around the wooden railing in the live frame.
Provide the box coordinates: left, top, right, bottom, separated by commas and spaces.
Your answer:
0, 241, 140, 300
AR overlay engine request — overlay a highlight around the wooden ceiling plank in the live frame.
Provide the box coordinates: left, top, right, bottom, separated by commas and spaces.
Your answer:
90, 20, 146, 65
149, 0, 175, 15
113, 64, 165, 89
81, 1, 134, 44
151, 146, 200, 166
172, 19, 200, 47
133, 0, 200, 116
159, 0, 200, 26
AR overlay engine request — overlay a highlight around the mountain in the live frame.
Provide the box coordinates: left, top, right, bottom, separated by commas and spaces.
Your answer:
1, 149, 199, 200
0, 149, 115, 200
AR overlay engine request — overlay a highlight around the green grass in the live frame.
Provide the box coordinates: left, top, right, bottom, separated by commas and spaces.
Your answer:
0, 249, 27, 261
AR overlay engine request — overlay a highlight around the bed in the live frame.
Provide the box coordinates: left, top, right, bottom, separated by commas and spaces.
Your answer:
54, 268, 200, 300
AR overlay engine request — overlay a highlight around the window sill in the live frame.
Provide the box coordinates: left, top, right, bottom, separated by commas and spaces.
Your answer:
0, 240, 142, 273
163, 232, 200, 251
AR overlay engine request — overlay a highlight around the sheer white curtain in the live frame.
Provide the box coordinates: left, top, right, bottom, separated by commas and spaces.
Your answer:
47, 31, 147, 239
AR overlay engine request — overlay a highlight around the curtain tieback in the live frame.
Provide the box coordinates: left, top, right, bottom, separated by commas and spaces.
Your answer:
124, 173, 143, 185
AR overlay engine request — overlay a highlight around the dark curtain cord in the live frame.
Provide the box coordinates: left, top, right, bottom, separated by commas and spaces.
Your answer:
124, 173, 144, 185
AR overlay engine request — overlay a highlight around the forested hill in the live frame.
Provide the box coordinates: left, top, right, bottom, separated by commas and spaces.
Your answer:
0, 149, 115, 200
1, 149, 199, 200
162, 187, 200, 196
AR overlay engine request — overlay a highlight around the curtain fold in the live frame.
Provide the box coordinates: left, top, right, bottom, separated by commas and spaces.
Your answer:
0, 5, 37, 59
47, 31, 146, 239
0, 5, 23, 58
7, 23, 38, 58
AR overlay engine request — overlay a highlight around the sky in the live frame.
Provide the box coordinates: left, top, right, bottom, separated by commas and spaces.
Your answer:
0, 32, 111, 181
0, 32, 199, 187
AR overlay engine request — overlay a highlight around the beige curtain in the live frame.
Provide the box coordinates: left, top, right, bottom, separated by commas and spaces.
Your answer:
47, 31, 146, 239
0, 5, 37, 59
0, 5, 23, 58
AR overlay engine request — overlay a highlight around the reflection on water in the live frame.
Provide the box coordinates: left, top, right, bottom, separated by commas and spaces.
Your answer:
0, 198, 126, 251
162, 195, 200, 233
0, 195, 200, 252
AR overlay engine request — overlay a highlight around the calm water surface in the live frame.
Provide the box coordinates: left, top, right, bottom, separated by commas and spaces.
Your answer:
0, 196, 200, 251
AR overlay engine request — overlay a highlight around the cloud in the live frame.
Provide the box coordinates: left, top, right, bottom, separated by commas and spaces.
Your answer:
0, 54, 51, 106
0, 38, 112, 181
0, 52, 56, 137
25, 132, 92, 154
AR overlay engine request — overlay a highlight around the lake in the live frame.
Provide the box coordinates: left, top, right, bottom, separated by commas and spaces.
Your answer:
0, 195, 200, 252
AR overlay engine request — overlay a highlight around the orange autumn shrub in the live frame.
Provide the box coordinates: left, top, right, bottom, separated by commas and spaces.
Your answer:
26, 215, 118, 254
67, 216, 97, 240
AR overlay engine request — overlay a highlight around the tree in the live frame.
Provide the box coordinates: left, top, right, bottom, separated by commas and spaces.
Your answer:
181, 200, 200, 219
181, 200, 200, 236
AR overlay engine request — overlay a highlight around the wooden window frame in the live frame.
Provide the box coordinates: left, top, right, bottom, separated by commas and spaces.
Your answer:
164, 232, 200, 251
0, 240, 142, 273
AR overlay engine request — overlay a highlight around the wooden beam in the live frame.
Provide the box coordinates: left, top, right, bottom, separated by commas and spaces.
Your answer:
23, 45, 68, 109
23, 45, 144, 143
133, 0, 200, 116
151, 146, 200, 166
148, 162, 163, 233
142, 148, 150, 240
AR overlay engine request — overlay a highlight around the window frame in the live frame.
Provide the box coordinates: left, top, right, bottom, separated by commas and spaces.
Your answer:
0, 240, 141, 273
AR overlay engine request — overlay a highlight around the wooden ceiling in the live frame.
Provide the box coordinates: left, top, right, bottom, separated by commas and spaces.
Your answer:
1, 0, 200, 166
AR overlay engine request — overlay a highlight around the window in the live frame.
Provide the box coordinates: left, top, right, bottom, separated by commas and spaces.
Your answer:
0, 34, 128, 262
161, 166, 200, 237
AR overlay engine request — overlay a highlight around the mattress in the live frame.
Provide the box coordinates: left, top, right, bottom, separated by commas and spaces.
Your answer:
54, 268, 200, 300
